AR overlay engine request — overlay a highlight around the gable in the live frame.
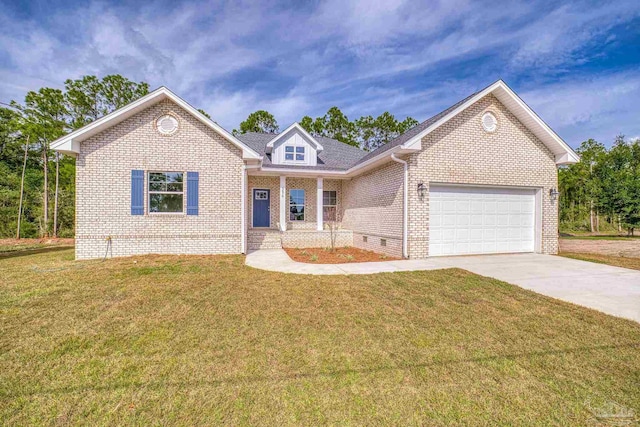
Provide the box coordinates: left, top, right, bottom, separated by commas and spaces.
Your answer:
50, 87, 261, 160
270, 127, 319, 166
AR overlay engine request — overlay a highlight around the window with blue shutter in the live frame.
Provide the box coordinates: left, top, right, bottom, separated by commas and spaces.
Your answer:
186, 171, 199, 215
131, 170, 144, 215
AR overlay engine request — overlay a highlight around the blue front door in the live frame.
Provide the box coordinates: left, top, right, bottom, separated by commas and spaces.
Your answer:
252, 189, 270, 227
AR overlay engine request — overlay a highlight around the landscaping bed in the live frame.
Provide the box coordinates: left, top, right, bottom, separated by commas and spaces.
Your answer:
284, 246, 398, 263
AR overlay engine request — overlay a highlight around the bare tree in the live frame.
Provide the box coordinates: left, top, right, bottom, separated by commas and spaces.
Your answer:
16, 135, 29, 239
53, 151, 60, 237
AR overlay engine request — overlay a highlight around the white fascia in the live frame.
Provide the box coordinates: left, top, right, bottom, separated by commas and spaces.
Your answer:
50, 87, 262, 160
399, 80, 580, 165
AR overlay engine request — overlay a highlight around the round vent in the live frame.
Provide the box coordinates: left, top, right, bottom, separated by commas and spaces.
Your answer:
156, 115, 179, 135
481, 112, 497, 132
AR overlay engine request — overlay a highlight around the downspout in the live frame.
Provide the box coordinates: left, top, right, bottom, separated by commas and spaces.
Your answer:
391, 153, 408, 259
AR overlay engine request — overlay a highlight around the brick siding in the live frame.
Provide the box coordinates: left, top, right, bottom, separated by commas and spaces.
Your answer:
407, 94, 559, 258
75, 99, 244, 259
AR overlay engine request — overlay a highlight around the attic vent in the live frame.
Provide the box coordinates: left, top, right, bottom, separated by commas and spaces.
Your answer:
157, 114, 179, 135
481, 112, 497, 133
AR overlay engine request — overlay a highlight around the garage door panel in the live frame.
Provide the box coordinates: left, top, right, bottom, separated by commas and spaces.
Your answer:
429, 185, 536, 256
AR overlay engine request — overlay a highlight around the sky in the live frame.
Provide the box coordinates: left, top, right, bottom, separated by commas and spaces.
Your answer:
0, 0, 639, 148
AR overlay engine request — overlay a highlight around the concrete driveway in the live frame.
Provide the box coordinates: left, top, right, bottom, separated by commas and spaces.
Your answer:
247, 250, 640, 322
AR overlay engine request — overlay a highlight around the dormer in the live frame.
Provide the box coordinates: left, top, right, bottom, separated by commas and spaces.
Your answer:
266, 123, 324, 166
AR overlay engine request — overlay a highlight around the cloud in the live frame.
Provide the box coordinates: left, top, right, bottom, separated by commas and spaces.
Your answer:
0, 0, 639, 146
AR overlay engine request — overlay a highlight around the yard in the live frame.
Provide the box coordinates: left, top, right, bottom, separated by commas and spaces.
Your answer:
1, 247, 639, 425
560, 236, 640, 271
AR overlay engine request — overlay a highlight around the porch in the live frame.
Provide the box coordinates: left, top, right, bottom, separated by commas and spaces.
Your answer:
246, 175, 351, 251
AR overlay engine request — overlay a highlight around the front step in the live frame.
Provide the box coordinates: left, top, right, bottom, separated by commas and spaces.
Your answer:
248, 230, 282, 250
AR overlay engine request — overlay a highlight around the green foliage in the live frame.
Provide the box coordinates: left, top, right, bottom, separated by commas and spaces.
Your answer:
234, 110, 279, 134
560, 136, 640, 235
299, 108, 418, 149
0, 74, 149, 238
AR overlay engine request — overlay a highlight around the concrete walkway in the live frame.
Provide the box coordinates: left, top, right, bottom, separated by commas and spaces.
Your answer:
246, 249, 640, 322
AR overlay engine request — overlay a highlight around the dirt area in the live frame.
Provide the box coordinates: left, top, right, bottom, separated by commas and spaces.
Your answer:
560, 238, 640, 257
284, 247, 399, 263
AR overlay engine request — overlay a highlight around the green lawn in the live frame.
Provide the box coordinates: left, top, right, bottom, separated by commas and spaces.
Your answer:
560, 252, 640, 271
1, 249, 639, 425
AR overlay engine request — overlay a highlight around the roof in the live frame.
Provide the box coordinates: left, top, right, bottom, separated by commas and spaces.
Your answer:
50, 86, 261, 160
237, 132, 367, 170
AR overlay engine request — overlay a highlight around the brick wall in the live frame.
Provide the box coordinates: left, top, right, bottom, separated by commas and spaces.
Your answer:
342, 162, 404, 257
407, 94, 559, 258
76, 99, 244, 259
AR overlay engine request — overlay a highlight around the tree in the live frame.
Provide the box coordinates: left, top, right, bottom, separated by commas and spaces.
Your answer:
355, 113, 419, 151
234, 110, 279, 134
197, 109, 211, 119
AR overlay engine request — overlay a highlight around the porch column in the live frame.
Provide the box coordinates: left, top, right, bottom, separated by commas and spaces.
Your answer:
279, 176, 286, 231
316, 177, 323, 231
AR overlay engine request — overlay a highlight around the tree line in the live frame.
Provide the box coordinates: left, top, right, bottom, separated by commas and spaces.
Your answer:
0, 75, 150, 239
233, 108, 419, 151
559, 136, 640, 235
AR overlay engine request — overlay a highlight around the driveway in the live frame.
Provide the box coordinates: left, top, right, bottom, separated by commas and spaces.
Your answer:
247, 250, 640, 322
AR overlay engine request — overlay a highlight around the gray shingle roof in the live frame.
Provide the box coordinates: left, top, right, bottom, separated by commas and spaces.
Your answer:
236, 87, 482, 171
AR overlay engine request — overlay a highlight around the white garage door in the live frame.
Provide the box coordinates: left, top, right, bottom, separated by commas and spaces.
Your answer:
429, 185, 536, 257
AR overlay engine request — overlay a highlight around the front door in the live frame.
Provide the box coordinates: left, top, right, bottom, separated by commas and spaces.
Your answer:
252, 189, 270, 227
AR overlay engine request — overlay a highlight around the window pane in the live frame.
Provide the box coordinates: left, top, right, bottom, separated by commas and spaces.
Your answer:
289, 189, 304, 205
149, 173, 165, 182
285, 146, 294, 152
295, 146, 304, 153
166, 172, 183, 183
150, 194, 183, 213
296, 154, 305, 161
149, 181, 165, 191
323, 191, 336, 205
285, 153, 294, 160
166, 182, 183, 192
289, 206, 304, 221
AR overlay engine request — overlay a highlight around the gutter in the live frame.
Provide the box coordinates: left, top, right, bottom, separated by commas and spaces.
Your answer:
390, 153, 408, 259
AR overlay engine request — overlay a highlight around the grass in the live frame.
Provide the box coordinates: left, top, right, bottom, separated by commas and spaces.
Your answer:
560, 233, 640, 241
1, 248, 639, 425
559, 252, 640, 271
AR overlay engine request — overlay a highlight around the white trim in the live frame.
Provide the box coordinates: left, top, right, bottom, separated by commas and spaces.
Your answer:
400, 80, 579, 165
241, 165, 247, 253
50, 87, 262, 160
391, 154, 408, 258
250, 187, 271, 228
279, 176, 286, 231
266, 122, 324, 152
316, 177, 323, 231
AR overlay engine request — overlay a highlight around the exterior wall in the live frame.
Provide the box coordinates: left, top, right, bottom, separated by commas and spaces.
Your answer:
407, 94, 559, 259
342, 162, 404, 258
281, 230, 353, 248
76, 99, 244, 259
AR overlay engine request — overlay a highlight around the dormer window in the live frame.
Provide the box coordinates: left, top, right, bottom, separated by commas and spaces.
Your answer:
284, 145, 305, 163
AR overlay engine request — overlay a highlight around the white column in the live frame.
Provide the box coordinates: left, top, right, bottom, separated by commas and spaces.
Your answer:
279, 176, 286, 231
316, 177, 323, 231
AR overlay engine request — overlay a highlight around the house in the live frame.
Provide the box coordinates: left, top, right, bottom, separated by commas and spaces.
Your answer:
51, 80, 579, 260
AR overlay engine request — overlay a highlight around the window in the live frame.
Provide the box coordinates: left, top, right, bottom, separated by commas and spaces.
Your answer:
323, 190, 337, 221
255, 190, 268, 200
285, 146, 294, 161
149, 172, 184, 213
284, 145, 305, 162
289, 189, 305, 221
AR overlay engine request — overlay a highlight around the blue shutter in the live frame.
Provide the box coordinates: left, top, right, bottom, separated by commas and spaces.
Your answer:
187, 171, 199, 215
131, 170, 144, 215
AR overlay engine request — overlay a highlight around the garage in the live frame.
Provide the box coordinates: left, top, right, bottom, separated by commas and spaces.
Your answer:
428, 185, 537, 257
